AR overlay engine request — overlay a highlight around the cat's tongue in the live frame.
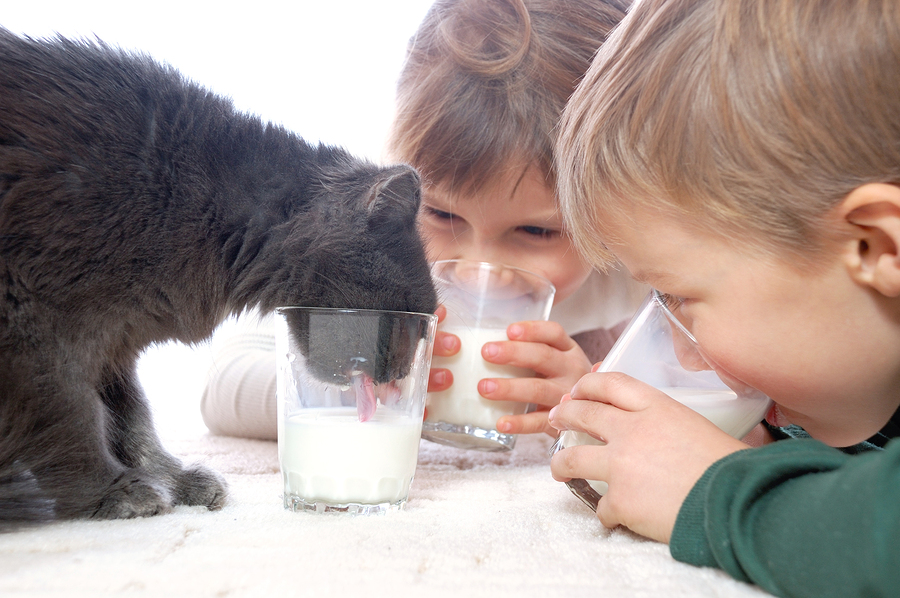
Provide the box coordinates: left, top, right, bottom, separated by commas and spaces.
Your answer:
353, 372, 377, 422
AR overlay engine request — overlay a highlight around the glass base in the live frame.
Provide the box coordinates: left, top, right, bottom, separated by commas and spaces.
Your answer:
283, 493, 406, 515
548, 435, 604, 511
563, 478, 603, 511
421, 421, 517, 452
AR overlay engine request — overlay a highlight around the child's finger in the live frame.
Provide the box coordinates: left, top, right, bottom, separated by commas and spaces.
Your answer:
427, 368, 452, 392
432, 330, 460, 357
481, 338, 555, 370
477, 376, 566, 407
547, 394, 612, 439
482, 338, 589, 380
435, 304, 447, 322
496, 411, 556, 436
594, 494, 624, 531
506, 320, 580, 352
550, 443, 608, 484
569, 371, 668, 412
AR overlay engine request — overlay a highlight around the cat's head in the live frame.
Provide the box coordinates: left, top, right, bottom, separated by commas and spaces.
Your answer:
272, 154, 438, 384
281, 307, 432, 386
284, 155, 437, 316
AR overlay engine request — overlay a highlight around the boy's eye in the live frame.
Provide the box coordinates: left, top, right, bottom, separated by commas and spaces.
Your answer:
518, 225, 558, 239
654, 289, 686, 312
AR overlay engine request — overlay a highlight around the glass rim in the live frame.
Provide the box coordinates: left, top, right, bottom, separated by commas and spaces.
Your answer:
651, 289, 699, 346
430, 258, 556, 293
274, 306, 438, 320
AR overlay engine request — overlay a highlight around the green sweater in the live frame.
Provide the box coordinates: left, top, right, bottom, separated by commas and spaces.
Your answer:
670, 415, 900, 597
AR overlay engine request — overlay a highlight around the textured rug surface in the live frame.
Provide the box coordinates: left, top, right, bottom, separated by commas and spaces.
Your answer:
0, 343, 772, 598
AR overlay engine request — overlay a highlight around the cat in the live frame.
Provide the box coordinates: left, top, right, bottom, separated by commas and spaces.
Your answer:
0, 28, 438, 529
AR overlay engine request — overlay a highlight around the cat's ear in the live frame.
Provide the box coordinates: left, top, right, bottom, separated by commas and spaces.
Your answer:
366, 166, 421, 226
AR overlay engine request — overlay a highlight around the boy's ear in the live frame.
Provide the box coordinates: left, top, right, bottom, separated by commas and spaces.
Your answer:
841, 183, 900, 297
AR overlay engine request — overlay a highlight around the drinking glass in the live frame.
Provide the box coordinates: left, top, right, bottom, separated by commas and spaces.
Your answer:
276, 307, 437, 514
551, 291, 771, 510
423, 260, 556, 451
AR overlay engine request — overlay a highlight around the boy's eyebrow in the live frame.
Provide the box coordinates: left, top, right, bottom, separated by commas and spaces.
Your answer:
630, 268, 678, 288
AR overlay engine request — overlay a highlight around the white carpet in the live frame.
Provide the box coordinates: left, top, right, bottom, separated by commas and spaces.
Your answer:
0, 342, 771, 598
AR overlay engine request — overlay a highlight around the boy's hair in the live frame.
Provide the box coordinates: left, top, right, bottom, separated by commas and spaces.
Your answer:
387, 0, 629, 196
557, 0, 900, 268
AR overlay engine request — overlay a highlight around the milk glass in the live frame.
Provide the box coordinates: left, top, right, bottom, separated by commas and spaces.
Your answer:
276, 307, 437, 515
423, 260, 556, 451
551, 291, 771, 510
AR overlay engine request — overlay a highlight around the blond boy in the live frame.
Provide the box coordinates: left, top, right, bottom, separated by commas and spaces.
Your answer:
550, 0, 900, 596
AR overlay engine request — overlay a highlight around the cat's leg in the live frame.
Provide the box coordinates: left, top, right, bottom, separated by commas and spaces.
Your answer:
0, 347, 176, 521
98, 362, 227, 511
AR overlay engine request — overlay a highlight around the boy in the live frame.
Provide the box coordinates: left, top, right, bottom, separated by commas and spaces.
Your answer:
549, 0, 900, 596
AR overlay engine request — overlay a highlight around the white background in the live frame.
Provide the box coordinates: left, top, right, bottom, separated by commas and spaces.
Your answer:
3, 1, 434, 160
2, 0, 435, 435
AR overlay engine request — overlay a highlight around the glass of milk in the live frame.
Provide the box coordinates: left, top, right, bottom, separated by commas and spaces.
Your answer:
422, 260, 556, 451
551, 291, 771, 511
275, 307, 437, 515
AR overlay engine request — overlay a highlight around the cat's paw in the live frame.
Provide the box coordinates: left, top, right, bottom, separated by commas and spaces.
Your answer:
175, 465, 228, 510
91, 470, 174, 520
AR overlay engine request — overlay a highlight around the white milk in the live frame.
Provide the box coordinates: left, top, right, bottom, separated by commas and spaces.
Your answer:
280, 407, 422, 505
562, 386, 770, 496
665, 387, 770, 438
426, 326, 533, 430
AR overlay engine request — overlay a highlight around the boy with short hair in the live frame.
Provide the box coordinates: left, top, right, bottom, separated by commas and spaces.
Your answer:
549, 0, 900, 595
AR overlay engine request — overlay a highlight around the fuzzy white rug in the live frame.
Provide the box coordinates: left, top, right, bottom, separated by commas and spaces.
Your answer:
0, 343, 771, 598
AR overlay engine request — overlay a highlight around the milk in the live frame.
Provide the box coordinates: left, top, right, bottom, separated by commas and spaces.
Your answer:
665, 387, 770, 438
562, 386, 770, 496
280, 407, 422, 506
426, 326, 533, 430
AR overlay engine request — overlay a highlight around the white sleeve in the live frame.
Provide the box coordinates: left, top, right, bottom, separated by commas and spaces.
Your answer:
200, 312, 278, 440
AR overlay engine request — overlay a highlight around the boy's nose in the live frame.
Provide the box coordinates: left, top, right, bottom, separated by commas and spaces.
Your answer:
671, 329, 712, 372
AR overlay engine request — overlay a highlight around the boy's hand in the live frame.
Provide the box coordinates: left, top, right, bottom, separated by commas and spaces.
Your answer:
480, 320, 593, 437
548, 371, 748, 543
427, 305, 458, 392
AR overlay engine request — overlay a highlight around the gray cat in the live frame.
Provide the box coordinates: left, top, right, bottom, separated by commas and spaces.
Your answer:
0, 29, 437, 529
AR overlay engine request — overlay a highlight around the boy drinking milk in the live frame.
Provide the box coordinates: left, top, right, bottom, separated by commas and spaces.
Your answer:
549, 0, 900, 596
